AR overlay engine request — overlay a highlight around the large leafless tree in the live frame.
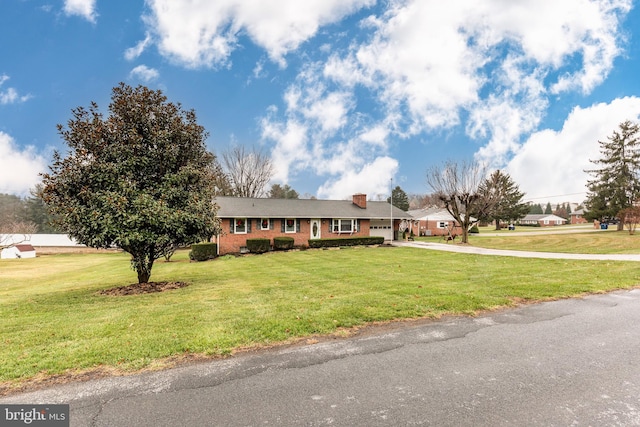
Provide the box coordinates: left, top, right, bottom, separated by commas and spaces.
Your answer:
222, 146, 274, 197
426, 160, 493, 244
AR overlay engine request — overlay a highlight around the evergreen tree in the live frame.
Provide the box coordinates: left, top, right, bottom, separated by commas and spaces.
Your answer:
387, 186, 410, 211
42, 83, 220, 283
529, 203, 543, 214
25, 185, 59, 233
477, 170, 529, 229
268, 184, 299, 199
585, 120, 640, 226
544, 202, 552, 214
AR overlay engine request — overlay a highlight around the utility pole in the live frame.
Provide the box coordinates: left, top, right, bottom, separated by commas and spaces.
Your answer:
390, 178, 393, 241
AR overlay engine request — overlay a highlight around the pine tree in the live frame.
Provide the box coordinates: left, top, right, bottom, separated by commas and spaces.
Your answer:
477, 170, 529, 229
387, 186, 410, 211
529, 204, 543, 214
544, 202, 552, 214
585, 120, 640, 226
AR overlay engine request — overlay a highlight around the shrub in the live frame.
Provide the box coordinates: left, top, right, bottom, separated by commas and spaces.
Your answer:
246, 238, 270, 254
189, 243, 217, 261
469, 225, 479, 234
308, 236, 384, 249
273, 236, 295, 250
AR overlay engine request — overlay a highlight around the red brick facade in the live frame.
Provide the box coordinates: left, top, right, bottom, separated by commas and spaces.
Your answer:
217, 217, 373, 255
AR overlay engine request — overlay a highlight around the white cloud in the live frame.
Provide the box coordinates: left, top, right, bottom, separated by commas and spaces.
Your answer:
63, 0, 97, 23
0, 75, 31, 105
144, 0, 374, 68
261, 116, 310, 183
261, 66, 397, 197
0, 132, 47, 195
506, 97, 640, 203
317, 156, 398, 200
129, 65, 159, 83
260, 0, 631, 199
125, 33, 153, 61
323, 0, 631, 163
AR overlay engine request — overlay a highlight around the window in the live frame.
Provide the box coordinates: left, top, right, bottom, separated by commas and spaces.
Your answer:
285, 218, 296, 233
234, 218, 247, 234
260, 218, 270, 230
437, 221, 449, 229
332, 219, 356, 233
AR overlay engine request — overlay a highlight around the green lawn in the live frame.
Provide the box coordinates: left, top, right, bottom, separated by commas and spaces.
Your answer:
2, 245, 639, 392
468, 229, 640, 254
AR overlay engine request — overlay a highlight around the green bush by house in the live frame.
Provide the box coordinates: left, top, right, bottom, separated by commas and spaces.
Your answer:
469, 225, 479, 234
273, 236, 295, 250
246, 238, 271, 253
308, 236, 384, 248
189, 243, 218, 261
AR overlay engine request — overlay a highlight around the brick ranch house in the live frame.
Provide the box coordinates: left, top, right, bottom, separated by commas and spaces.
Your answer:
214, 194, 412, 255
407, 207, 463, 237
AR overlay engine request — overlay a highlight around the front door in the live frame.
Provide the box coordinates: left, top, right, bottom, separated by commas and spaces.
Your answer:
310, 219, 321, 240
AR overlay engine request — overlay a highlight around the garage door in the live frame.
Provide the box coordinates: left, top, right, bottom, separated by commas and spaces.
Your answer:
369, 219, 393, 241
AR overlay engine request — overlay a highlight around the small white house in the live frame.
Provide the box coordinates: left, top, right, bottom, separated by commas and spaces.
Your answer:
1, 244, 36, 259
519, 214, 568, 226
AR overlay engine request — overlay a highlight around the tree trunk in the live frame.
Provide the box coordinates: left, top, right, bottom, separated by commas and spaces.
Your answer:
131, 249, 155, 284
137, 267, 151, 284
461, 229, 469, 244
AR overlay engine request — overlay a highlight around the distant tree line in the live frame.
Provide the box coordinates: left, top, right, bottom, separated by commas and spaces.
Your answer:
527, 202, 575, 219
0, 185, 58, 233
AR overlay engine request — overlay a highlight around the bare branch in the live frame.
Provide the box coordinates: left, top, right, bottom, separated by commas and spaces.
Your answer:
0, 220, 38, 250
222, 146, 274, 197
426, 160, 487, 243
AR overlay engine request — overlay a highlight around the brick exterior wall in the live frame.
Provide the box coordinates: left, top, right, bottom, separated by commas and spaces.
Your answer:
217, 218, 371, 255
570, 214, 588, 224
414, 219, 462, 236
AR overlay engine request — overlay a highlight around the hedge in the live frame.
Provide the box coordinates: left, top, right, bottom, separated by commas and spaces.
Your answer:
189, 243, 217, 261
308, 236, 384, 249
246, 238, 270, 254
273, 236, 295, 250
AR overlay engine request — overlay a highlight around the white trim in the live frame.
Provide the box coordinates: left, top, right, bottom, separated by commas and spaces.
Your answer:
332, 219, 356, 234
260, 218, 270, 231
284, 218, 296, 234
234, 218, 247, 234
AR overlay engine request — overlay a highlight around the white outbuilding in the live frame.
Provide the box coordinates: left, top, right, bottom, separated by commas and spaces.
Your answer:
1, 244, 37, 259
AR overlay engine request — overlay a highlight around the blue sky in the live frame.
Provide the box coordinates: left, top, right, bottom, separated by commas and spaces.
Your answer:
2, 0, 640, 204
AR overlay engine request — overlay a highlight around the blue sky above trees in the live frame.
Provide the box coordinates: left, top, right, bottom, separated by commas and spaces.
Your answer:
2, 0, 640, 203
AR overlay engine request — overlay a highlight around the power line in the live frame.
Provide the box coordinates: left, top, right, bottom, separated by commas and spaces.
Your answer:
523, 192, 587, 202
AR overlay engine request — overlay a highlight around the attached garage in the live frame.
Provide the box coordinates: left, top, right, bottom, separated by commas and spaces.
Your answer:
369, 219, 393, 241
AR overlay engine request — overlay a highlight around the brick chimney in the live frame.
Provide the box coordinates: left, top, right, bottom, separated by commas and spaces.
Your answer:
352, 193, 367, 209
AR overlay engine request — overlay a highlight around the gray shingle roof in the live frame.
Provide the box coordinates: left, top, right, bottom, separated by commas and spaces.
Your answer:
521, 214, 567, 222
215, 196, 412, 219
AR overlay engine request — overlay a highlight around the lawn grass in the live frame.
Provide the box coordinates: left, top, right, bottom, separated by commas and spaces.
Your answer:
468, 229, 640, 253
2, 246, 640, 391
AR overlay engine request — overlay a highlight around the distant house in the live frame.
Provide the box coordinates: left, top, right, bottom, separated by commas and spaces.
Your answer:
570, 208, 588, 224
215, 194, 412, 255
1, 244, 36, 259
408, 207, 463, 236
519, 214, 568, 227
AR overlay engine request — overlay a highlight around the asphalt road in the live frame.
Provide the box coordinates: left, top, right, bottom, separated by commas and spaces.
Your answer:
3, 289, 640, 426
